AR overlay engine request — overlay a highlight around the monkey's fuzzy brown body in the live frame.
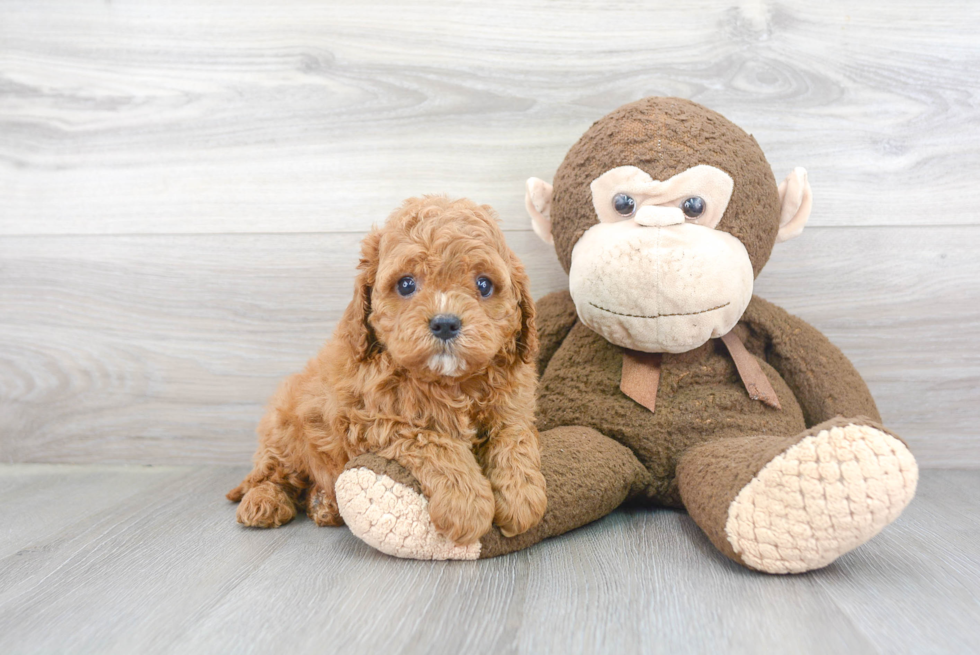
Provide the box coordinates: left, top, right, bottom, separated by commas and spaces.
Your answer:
535, 295, 809, 507
335, 98, 918, 572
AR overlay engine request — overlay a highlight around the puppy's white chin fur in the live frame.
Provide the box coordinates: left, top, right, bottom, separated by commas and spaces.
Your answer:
427, 353, 466, 377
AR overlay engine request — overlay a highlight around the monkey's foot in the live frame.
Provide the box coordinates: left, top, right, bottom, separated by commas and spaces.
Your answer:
680, 420, 918, 574
336, 427, 647, 561
729, 423, 918, 573
334, 455, 481, 560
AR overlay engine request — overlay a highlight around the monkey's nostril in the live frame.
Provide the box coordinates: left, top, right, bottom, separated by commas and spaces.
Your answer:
429, 314, 462, 341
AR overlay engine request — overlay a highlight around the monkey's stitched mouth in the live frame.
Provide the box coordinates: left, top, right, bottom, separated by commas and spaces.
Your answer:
588, 301, 730, 319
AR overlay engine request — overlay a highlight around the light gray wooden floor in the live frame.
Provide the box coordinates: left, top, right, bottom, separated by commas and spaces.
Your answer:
0, 465, 977, 655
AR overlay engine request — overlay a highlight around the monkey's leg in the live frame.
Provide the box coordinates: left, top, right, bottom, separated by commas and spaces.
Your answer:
334, 426, 650, 560
676, 417, 918, 574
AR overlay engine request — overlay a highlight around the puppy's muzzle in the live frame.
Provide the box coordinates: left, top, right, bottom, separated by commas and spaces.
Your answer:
430, 314, 462, 342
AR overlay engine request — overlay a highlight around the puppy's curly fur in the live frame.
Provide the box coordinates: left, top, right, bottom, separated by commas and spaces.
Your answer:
228, 196, 547, 544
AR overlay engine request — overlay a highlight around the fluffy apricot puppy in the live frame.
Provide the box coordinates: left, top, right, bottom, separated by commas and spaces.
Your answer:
227, 196, 547, 545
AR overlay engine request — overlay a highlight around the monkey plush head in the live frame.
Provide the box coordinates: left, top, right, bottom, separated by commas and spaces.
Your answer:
526, 97, 813, 353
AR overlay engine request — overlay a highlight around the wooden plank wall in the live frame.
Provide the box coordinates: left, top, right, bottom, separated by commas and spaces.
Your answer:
1, 1, 978, 467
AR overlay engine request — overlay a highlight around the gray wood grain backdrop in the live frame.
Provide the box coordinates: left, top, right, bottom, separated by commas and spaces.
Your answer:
1, 0, 978, 466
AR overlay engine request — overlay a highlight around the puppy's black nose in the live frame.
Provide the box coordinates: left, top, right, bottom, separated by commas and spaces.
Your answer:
429, 314, 462, 341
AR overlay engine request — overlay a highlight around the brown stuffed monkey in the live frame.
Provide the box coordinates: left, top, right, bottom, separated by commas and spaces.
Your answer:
334, 97, 918, 573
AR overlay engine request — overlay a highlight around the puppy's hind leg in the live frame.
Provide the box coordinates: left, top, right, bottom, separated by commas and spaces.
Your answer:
237, 480, 297, 528
305, 458, 346, 527
307, 485, 344, 527
230, 450, 307, 529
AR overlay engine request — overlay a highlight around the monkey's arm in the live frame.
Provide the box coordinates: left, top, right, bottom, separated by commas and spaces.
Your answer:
534, 290, 578, 378
740, 295, 881, 426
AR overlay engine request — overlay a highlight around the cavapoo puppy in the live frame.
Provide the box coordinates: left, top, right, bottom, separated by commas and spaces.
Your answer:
228, 196, 547, 545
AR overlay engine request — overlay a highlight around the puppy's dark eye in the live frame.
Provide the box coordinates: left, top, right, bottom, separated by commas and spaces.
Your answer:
476, 276, 494, 298
682, 197, 705, 218
613, 193, 636, 216
396, 276, 416, 297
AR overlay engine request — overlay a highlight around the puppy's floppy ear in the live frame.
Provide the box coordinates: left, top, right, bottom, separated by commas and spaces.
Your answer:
338, 229, 382, 361
511, 256, 538, 365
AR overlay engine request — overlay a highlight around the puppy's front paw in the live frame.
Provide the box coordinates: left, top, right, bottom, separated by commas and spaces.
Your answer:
493, 469, 547, 538
427, 477, 495, 546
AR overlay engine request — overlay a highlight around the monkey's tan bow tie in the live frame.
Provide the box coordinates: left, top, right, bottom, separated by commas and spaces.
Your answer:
620, 331, 782, 413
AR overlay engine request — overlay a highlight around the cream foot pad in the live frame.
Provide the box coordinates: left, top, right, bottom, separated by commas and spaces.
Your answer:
335, 467, 481, 560
726, 424, 918, 574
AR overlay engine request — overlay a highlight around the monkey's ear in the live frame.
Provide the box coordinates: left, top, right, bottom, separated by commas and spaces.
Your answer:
525, 177, 554, 245
776, 167, 812, 243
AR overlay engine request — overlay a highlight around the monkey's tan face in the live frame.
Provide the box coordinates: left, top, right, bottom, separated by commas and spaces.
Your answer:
525, 99, 814, 356
568, 165, 753, 353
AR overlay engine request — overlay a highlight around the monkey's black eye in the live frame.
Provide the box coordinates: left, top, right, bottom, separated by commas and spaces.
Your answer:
613, 193, 636, 216
682, 197, 705, 218
396, 276, 416, 297
476, 276, 494, 298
